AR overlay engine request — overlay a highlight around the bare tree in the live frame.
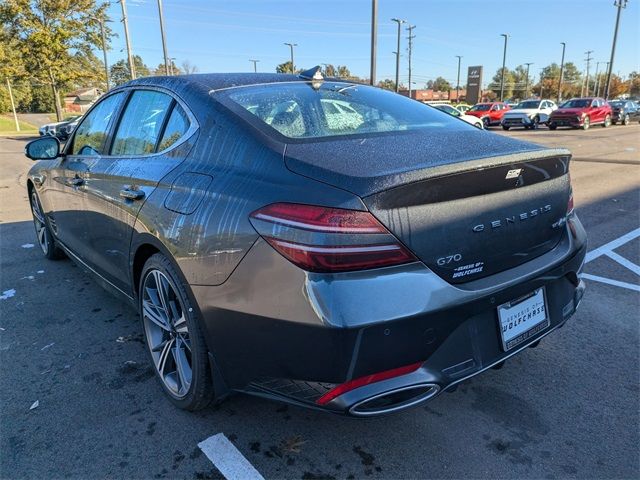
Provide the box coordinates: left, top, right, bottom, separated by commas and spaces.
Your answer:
181, 60, 198, 74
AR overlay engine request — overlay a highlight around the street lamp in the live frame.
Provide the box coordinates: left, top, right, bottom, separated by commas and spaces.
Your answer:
249, 59, 259, 73
455, 55, 462, 103
391, 18, 406, 92
370, 0, 378, 86
284, 42, 297, 73
499, 34, 508, 101
557, 42, 566, 103
524, 62, 533, 98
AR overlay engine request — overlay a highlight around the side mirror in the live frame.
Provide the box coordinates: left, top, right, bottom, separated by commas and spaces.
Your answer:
25, 137, 61, 161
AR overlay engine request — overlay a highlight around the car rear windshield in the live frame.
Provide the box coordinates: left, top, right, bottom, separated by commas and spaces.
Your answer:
469, 104, 491, 111
221, 82, 467, 140
560, 99, 590, 108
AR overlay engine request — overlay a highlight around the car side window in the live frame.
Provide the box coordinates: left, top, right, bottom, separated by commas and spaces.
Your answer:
111, 90, 173, 155
157, 104, 190, 151
71, 93, 124, 156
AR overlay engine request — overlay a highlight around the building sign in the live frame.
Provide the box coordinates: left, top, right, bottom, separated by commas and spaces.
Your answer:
467, 66, 483, 104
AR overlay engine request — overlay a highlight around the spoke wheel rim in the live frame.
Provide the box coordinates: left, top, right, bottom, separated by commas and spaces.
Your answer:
31, 192, 48, 255
142, 269, 192, 398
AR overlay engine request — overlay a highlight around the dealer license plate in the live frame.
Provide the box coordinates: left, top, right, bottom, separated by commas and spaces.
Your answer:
497, 288, 549, 351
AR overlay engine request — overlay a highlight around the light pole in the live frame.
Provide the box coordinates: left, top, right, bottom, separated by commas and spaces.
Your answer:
120, 0, 136, 80
604, 0, 628, 99
593, 61, 602, 97
169, 57, 176, 75
539, 68, 545, 99
249, 59, 259, 73
524, 62, 533, 98
5, 78, 19, 131
406, 25, 415, 98
370, 0, 377, 85
557, 42, 566, 102
584, 50, 594, 96
284, 42, 297, 73
157, 0, 170, 75
391, 18, 406, 92
455, 55, 462, 103
499, 33, 508, 101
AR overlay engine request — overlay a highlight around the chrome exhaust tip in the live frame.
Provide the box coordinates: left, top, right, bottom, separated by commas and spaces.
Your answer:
348, 383, 440, 417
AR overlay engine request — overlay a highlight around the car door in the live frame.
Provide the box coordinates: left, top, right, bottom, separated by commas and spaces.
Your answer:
80, 88, 195, 294
47, 92, 126, 258
591, 99, 604, 122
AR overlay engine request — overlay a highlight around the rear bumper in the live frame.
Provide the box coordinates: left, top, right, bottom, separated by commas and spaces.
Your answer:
192, 217, 587, 416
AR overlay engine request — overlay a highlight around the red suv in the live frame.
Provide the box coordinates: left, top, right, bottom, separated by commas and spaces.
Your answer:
548, 97, 612, 130
466, 102, 511, 128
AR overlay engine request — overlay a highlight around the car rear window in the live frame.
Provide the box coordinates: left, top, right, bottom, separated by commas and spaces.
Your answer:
221, 82, 468, 140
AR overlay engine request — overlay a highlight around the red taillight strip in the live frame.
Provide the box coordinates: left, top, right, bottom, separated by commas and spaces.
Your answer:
250, 203, 388, 234
317, 362, 424, 405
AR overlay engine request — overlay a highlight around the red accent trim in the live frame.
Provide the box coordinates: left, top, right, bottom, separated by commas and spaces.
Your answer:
316, 362, 424, 405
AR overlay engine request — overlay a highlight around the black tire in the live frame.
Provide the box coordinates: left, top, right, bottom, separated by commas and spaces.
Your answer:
548, 123, 557, 130
29, 189, 65, 260
602, 114, 611, 128
532, 116, 540, 130
139, 253, 214, 411
482, 117, 490, 129
502, 125, 510, 131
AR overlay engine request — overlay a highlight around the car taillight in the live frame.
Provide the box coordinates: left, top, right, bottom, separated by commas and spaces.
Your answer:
249, 203, 417, 273
316, 362, 424, 405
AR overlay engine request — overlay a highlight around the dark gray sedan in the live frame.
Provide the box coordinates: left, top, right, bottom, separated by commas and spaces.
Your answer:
24, 68, 587, 416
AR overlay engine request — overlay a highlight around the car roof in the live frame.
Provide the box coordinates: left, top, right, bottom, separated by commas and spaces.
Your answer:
125, 72, 352, 92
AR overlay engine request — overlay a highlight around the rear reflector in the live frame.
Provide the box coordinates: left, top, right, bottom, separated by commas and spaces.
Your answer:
250, 203, 416, 273
316, 362, 424, 405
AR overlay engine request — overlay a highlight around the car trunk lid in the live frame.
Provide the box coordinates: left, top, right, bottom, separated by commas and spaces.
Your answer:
284, 130, 571, 283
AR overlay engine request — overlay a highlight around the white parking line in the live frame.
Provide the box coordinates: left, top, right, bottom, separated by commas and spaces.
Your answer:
198, 433, 265, 480
582, 227, 640, 292
581, 273, 640, 292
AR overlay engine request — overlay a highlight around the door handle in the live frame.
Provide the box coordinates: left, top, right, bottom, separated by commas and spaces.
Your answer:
119, 188, 145, 200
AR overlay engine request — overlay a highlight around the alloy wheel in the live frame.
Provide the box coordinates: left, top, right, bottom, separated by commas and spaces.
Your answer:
142, 269, 192, 398
31, 191, 49, 255
623, 114, 629, 125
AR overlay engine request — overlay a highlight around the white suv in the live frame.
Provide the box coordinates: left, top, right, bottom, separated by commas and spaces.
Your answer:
501, 99, 557, 130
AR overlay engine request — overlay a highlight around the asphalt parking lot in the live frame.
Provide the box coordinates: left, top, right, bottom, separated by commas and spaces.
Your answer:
1, 125, 639, 479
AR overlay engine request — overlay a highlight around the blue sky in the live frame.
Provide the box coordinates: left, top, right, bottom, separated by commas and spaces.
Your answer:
105, 0, 639, 87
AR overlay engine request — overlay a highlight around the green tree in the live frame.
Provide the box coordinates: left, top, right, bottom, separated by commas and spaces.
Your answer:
0, 0, 111, 121
276, 61, 297, 74
154, 59, 181, 76
110, 55, 151, 86
490, 68, 516, 100
377, 79, 396, 91
537, 62, 582, 100
323, 64, 336, 77
432, 76, 451, 92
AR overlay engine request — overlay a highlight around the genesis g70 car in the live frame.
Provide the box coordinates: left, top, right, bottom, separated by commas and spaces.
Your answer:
24, 68, 586, 416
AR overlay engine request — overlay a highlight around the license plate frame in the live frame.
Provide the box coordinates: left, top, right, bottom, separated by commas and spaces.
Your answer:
497, 287, 549, 351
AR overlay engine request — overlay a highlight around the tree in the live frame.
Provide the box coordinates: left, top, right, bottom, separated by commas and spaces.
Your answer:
276, 61, 298, 74
629, 72, 640, 97
490, 68, 515, 100
512, 65, 531, 99
607, 74, 626, 99
154, 59, 181, 76
110, 55, 150, 86
0, 0, 112, 121
323, 64, 336, 77
181, 60, 198, 74
537, 62, 582, 100
432, 76, 451, 92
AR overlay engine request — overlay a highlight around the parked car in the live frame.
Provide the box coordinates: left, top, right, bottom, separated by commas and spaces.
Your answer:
431, 103, 484, 129
23, 69, 586, 416
38, 115, 82, 140
455, 103, 471, 114
548, 98, 612, 130
608, 100, 640, 125
466, 102, 511, 128
501, 99, 558, 130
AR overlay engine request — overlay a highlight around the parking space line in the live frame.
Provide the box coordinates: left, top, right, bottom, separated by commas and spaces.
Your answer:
198, 433, 265, 480
580, 274, 640, 292
585, 227, 640, 263
605, 251, 640, 276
